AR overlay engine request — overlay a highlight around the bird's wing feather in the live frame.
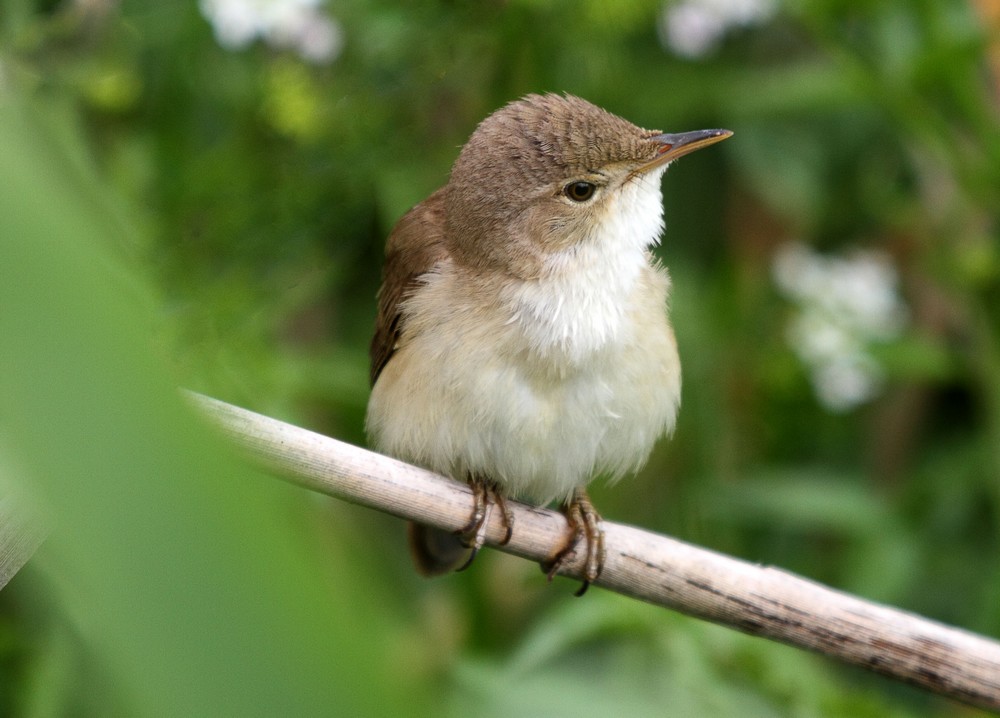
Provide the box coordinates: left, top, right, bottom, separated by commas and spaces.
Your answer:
370, 188, 449, 386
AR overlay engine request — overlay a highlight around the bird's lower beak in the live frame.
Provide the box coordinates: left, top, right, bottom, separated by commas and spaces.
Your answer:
635, 128, 733, 174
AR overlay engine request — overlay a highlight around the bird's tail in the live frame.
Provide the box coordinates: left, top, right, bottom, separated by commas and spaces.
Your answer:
407, 521, 471, 576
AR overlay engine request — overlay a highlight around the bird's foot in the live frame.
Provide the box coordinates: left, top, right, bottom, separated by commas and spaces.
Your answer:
542, 489, 605, 596
455, 475, 514, 572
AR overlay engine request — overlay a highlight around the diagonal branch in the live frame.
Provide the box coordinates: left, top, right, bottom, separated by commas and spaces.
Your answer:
193, 393, 1000, 713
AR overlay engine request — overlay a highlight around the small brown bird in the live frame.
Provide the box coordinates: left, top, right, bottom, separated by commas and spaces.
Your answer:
367, 93, 730, 592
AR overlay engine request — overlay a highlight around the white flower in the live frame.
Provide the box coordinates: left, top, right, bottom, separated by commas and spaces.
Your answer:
772, 242, 908, 412
659, 0, 777, 59
201, 0, 259, 48
293, 15, 343, 64
200, 0, 343, 64
812, 353, 883, 413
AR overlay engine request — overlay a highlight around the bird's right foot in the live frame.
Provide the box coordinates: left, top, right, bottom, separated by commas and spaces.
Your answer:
541, 488, 605, 596
455, 475, 514, 571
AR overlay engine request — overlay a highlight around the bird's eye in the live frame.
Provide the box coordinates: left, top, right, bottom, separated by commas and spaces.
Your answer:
564, 181, 596, 202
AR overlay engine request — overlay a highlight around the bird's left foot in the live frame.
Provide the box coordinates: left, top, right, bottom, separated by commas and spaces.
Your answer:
542, 488, 605, 596
455, 475, 514, 572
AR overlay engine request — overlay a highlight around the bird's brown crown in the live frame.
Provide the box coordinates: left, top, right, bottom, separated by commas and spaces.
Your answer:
462, 94, 660, 178
444, 93, 663, 272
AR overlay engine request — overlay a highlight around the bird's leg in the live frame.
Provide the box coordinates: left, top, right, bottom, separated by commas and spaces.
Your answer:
455, 474, 514, 572
542, 488, 605, 596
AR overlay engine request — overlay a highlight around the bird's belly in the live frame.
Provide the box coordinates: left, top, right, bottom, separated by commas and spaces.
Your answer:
366, 318, 680, 504
466, 354, 677, 501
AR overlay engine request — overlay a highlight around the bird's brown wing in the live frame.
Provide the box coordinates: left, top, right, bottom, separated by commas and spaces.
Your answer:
370, 188, 449, 386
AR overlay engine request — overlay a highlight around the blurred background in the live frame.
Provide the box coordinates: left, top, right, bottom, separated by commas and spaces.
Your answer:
1, 0, 999, 715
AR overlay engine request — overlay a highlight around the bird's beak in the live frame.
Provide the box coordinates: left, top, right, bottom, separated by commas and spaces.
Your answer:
635, 128, 733, 175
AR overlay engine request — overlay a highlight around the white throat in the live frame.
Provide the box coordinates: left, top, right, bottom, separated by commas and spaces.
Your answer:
504, 172, 667, 362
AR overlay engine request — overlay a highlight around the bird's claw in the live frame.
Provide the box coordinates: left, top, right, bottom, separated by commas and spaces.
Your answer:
542, 489, 605, 596
455, 475, 514, 571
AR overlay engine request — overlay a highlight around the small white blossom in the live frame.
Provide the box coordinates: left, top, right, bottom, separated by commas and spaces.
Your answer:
294, 15, 342, 63
201, 0, 258, 48
773, 242, 908, 412
200, 0, 343, 64
813, 353, 882, 413
659, 0, 776, 59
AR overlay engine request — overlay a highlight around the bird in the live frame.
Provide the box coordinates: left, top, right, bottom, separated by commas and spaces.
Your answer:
366, 93, 731, 593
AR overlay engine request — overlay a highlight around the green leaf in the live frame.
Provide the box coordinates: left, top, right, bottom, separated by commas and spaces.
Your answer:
0, 96, 425, 718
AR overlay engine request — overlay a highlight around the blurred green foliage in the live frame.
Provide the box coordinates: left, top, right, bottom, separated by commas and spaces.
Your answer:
1, 0, 998, 715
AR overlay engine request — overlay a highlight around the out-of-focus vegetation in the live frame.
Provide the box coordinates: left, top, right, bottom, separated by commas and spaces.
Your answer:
1, 0, 998, 715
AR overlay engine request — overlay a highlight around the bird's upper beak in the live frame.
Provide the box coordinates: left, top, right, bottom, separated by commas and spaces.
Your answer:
635, 128, 733, 175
